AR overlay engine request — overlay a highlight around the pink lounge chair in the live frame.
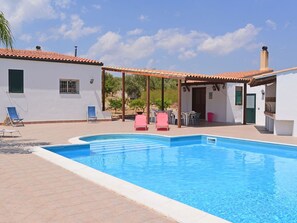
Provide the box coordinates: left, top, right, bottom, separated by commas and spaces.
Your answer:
156, 112, 169, 130
134, 114, 148, 130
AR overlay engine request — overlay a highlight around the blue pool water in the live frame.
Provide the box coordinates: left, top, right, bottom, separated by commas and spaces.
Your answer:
45, 134, 297, 223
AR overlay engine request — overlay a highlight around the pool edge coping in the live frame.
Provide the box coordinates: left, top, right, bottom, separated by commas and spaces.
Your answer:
33, 133, 231, 223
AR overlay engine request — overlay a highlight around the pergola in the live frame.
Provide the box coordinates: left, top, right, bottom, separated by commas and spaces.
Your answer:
101, 66, 251, 128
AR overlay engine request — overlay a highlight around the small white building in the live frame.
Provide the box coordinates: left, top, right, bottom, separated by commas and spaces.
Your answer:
182, 47, 272, 125
250, 67, 297, 136
0, 47, 104, 124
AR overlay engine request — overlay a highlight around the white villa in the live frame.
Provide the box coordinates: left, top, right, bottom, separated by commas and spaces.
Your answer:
250, 67, 297, 136
2, 46, 287, 133
0, 47, 104, 124
181, 47, 272, 125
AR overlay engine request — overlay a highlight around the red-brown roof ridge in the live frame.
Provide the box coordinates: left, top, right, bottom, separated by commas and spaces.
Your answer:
214, 69, 273, 78
0, 48, 103, 66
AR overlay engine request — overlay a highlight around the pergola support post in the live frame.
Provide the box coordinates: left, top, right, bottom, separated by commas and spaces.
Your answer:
243, 83, 247, 125
177, 79, 182, 128
102, 69, 105, 111
161, 78, 164, 111
146, 76, 150, 124
122, 72, 125, 122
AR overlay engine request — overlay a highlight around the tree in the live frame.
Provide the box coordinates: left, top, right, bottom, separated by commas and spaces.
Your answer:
125, 75, 143, 99
0, 11, 13, 49
129, 99, 146, 113
108, 98, 122, 112
154, 98, 172, 110
105, 73, 120, 96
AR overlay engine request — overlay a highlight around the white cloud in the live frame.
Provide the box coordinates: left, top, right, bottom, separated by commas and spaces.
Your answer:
127, 29, 143, 36
19, 34, 33, 43
38, 32, 58, 43
265, 19, 277, 30
178, 49, 197, 60
87, 24, 260, 66
92, 4, 101, 10
139, 15, 148, 21
57, 15, 100, 41
87, 32, 154, 65
54, 0, 72, 8
154, 29, 207, 52
146, 59, 156, 69
198, 24, 260, 55
0, 0, 58, 30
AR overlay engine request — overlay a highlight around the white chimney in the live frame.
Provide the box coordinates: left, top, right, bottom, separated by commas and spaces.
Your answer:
260, 46, 269, 71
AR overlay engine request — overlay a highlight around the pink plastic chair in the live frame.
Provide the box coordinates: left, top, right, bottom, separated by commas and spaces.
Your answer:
156, 112, 169, 130
134, 114, 148, 130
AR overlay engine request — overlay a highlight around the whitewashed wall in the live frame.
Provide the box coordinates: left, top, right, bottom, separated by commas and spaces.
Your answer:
226, 83, 243, 123
247, 85, 265, 125
205, 85, 227, 122
275, 72, 297, 136
182, 83, 265, 124
0, 58, 102, 122
182, 85, 227, 122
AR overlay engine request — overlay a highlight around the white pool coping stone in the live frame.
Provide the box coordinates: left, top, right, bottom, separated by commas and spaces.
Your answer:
34, 134, 234, 223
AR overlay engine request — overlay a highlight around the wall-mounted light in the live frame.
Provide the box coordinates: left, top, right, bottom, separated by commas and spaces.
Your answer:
90, 78, 94, 84
212, 85, 216, 91
261, 89, 265, 100
183, 86, 187, 92
222, 83, 226, 89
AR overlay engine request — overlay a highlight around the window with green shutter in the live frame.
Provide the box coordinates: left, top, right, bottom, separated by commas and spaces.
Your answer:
235, 86, 242, 105
9, 69, 24, 93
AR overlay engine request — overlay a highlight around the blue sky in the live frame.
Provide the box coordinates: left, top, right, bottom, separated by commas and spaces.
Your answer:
1, 0, 297, 74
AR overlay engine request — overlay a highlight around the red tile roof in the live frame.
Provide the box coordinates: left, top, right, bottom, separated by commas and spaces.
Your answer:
214, 69, 273, 78
0, 48, 103, 66
249, 67, 297, 86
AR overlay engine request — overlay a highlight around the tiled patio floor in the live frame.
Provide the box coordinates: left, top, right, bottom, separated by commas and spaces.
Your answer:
1, 120, 297, 222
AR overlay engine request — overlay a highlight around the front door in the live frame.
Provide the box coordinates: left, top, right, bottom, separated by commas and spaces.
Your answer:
192, 87, 206, 119
246, 94, 256, 123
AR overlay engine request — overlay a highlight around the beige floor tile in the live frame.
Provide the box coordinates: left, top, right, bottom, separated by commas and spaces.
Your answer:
2, 120, 297, 223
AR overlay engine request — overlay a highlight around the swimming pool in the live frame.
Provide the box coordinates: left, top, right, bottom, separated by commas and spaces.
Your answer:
44, 134, 297, 223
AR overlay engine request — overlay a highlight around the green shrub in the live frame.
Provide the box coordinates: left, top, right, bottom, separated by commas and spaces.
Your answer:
140, 89, 177, 108
154, 98, 172, 110
108, 98, 122, 112
129, 99, 146, 112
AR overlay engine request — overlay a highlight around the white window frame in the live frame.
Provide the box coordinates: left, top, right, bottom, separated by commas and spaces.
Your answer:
59, 79, 80, 94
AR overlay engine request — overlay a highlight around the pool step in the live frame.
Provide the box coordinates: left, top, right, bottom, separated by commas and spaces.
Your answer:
90, 139, 167, 155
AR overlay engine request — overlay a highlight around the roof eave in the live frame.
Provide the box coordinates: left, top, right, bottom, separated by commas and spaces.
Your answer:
0, 55, 103, 66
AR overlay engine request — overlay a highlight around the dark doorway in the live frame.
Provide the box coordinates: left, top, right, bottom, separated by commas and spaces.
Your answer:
192, 87, 206, 119
246, 94, 256, 123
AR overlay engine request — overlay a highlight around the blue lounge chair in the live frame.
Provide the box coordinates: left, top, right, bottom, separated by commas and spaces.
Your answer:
87, 106, 97, 122
6, 107, 24, 126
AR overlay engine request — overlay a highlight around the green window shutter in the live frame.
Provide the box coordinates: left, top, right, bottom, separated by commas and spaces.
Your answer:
9, 69, 24, 93
235, 86, 242, 105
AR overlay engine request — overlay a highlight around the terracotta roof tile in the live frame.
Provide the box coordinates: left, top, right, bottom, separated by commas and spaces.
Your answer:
214, 69, 273, 78
0, 48, 103, 65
